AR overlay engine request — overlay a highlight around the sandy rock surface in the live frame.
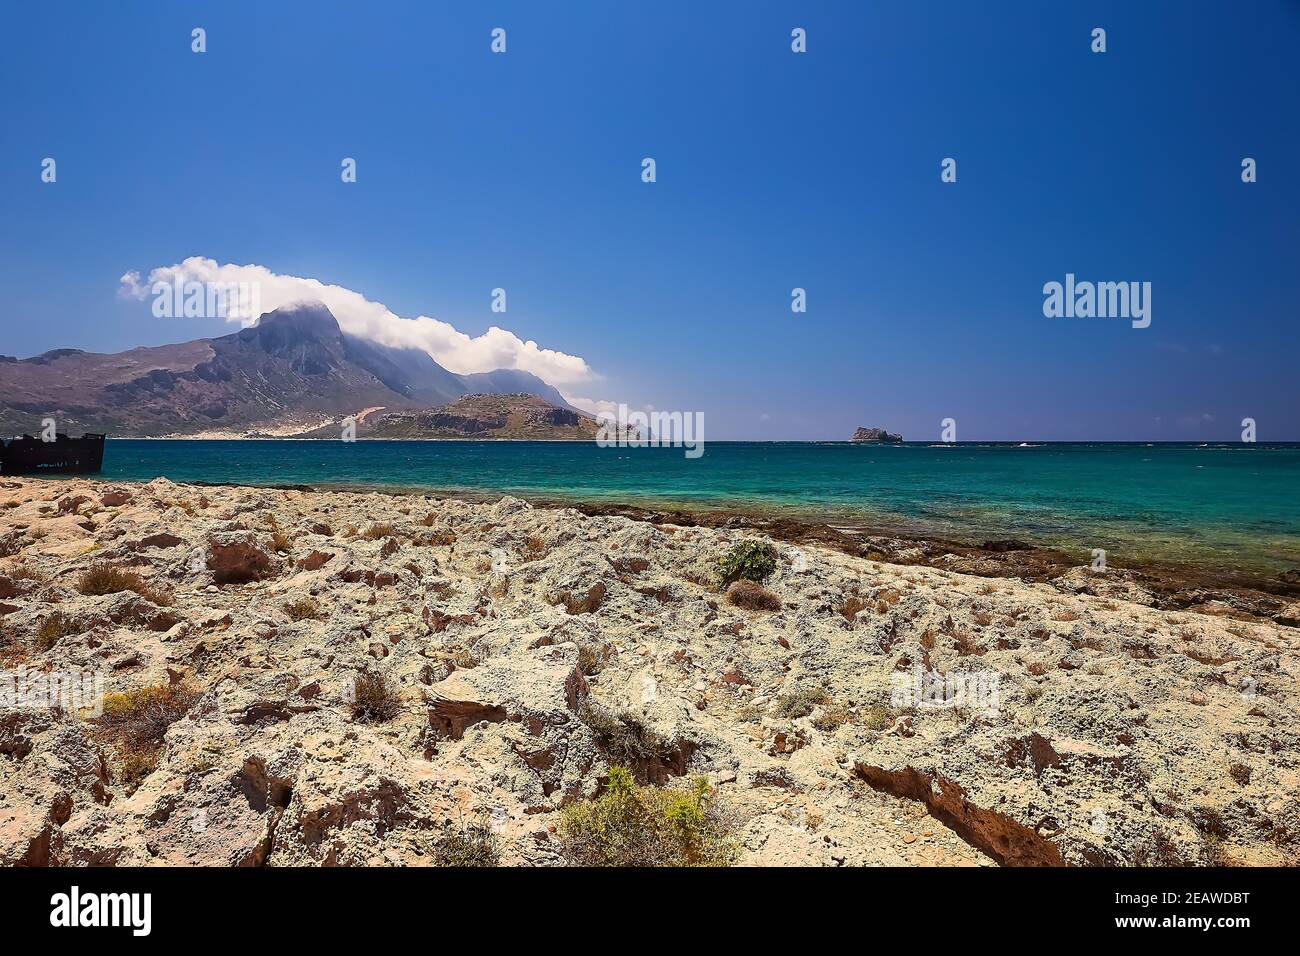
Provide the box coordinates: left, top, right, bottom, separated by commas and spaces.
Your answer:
1, 476, 1297, 866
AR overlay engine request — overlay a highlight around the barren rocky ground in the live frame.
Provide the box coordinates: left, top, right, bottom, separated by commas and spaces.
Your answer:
2, 476, 1297, 866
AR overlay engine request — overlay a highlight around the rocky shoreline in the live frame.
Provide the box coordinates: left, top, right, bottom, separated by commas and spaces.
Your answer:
2, 476, 1298, 866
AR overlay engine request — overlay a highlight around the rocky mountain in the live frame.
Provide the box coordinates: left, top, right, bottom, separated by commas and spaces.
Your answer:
851, 427, 903, 443
0, 303, 580, 437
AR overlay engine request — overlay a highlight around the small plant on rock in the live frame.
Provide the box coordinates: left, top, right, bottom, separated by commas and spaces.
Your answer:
716, 540, 778, 588
432, 814, 501, 867
351, 672, 402, 723
76, 563, 172, 606
283, 597, 321, 621
724, 580, 781, 611
558, 766, 738, 867
93, 682, 202, 790
35, 611, 81, 650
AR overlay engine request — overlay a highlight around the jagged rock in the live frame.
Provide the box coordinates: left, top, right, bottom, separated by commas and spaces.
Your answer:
297, 549, 334, 571
426, 645, 588, 740
0, 710, 110, 866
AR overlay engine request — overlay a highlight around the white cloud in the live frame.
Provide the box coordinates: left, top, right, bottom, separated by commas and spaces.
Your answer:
118, 256, 599, 388
565, 395, 622, 421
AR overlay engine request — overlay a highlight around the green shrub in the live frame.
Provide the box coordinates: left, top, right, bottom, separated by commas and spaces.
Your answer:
559, 766, 738, 867
716, 540, 778, 588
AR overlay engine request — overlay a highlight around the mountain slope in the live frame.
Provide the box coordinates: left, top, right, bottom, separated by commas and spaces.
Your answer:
458, 369, 579, 413
357, 393, 600, 440
342, 335, 472, 407
0, 303, 581, 437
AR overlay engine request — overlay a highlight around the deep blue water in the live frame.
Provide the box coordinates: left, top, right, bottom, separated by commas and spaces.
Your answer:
45, 440, 1300, 573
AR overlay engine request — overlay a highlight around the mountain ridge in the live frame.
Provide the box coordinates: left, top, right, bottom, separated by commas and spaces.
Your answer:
0, 303, 582, 437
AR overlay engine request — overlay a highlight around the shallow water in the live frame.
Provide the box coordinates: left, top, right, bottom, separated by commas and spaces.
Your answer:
40, 439, 1300, 574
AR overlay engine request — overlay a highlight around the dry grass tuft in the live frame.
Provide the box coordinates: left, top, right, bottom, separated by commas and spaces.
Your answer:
36, 611, 81, 650
351, 672, 402, 723
724, 580, 781, 612
76, 563, 172, 606
93, 682, 201, 790
283, 597, 321, 621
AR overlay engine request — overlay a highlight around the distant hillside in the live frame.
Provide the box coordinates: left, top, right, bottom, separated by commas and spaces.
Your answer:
0, 303, 580, 437
356, 393, 601, 440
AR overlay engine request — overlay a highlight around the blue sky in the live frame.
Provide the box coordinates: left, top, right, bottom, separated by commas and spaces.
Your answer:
1, 0, 1296, 440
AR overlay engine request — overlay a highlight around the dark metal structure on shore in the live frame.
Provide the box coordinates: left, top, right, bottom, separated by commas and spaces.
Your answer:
0, 433, 106, 474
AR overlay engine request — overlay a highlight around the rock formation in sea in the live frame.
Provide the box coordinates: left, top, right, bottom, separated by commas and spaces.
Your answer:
851, 427, 903, 443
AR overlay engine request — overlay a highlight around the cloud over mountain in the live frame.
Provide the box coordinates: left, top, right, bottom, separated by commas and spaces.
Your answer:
119, 257, 597, 388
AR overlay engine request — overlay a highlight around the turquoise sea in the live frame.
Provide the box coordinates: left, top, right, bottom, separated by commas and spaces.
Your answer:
44, 440, 1300, 575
